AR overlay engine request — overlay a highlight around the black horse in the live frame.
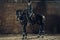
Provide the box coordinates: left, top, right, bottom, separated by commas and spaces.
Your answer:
16, 10, 27, 38
16, 9, 45, 39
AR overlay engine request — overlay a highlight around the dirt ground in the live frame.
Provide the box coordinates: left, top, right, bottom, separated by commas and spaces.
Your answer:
0, 34, 60, 40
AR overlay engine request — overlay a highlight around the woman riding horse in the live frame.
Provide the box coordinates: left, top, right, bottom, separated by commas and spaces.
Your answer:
16, 9, 45, 39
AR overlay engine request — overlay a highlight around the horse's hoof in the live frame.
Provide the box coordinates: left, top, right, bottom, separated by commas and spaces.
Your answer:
25, 36, 27, 39
22, 38, 24, 40
41, 35, 44, 38
37, 35, 40, 38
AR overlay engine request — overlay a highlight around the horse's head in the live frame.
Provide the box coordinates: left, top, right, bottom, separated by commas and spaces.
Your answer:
16, 10, 23, 16
16, 10, 23, 21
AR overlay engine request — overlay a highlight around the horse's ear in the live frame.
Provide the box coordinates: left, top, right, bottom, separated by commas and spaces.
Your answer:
16, 10, 23, 15
16, 10, 19, 15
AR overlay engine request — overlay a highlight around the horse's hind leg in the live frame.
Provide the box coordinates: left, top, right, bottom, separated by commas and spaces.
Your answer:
37, 25, 42, 38
38, 24, 45, 38
39, 24, 45, 38
41, 24, 45, 35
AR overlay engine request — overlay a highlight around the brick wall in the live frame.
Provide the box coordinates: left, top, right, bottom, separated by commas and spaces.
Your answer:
0, 2, 60, 34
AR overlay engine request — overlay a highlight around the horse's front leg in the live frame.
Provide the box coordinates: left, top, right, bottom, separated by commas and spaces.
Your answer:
22, 23, 27, 40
